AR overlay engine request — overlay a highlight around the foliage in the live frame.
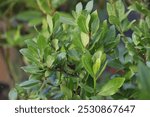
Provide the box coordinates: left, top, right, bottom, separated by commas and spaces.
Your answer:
8, 0, 150, 100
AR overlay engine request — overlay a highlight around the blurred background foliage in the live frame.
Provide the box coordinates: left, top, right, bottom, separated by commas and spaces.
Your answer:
0, 0, 150, 99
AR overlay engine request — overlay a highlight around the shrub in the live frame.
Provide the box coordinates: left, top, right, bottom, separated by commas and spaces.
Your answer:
9, 0, 150, 100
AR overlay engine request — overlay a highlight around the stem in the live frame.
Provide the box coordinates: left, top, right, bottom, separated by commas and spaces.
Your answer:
93, 77, 96, 96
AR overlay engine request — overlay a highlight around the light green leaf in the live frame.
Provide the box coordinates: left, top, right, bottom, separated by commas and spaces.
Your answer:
47, 15, 53, 34
20, 79, 41, 88
93, 58, 101, 75
86, 14, 91, 32
9, 89, 18, 100
20, 48, 38, 62
52, 39, 59, 51
109, 15, 120, 26
91, 18, 99, 34
21, 65, 44, 74
81, 32, 89, 47
98, 77, 125, 96
82, 51, 94, 78
46, 55, 55, 68
115, 0, 125, 22
59, 13, 75, 25
107, 2, 116, 16
36, 0, 51, 14
61, 85, 72, 99
85, 0, 93, 13
77, 14, 88, 33
76, 2, 83, 13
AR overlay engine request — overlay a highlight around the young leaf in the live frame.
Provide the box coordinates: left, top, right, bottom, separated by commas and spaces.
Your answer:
81, 32, 89, 47
85, 0, 93, 13
59, 13, 75, 25
107, 2, 116, 16
47, 15, 53, 34
98, 77, 125, 96
52, 39, 59, 51
76, 2, 83, 13
46, 55, 55, 68
115, 0, 125, 22
93, 58, 101, 75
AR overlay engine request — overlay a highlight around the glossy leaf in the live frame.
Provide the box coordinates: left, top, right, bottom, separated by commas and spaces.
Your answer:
76, 2, 83, 13
85, 0, 93, 13
98, 78, 125, 96
77, 14, 88, 33
19, 79, 41, 88
82, 51, 94, 78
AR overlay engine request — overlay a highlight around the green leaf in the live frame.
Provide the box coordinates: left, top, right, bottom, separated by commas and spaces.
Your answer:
9, 89, 18, 100
68, 49, 80, 61
92, 49, 104, 75
82, 51, 94, 78
109, 15, 120, 26
59, 13, 75, 25
76, 2, 83, 13
46, 55, 55, 68
98, 77, 125, 96
80, 83, 94, 93
20, 79, 41, 88
37, 35, 47, 51
47, 15, 53, 34
20, 48, 38, 62
93, 58, 101, 75
52, 39, 59, 51
115, 0, 125, 22
146, 16, 150, 28
72, 33, 84, 51
16, 10, 42, 21
37, 35, 47, 58
36, 0, 51, 14
107, 2, 116, 16
77, 14, 88, 33
21, 65, 44, 74
138, 61, 150, 93
85, 0, 93, 13
91, 17, 99, 34
81, 32, 89, 47
61, 85, 72, 99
